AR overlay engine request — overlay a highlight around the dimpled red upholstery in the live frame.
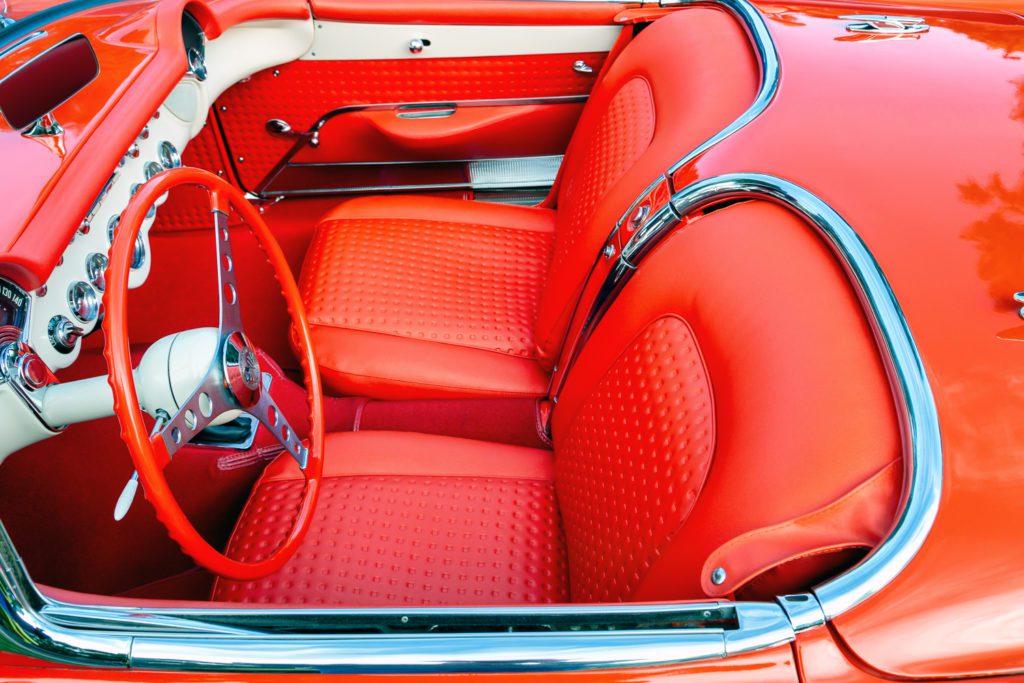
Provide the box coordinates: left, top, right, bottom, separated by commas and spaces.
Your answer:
213, 432, 568, 605
544, 76, 655, 320
298, 8, 759, 398
217, 53, 607, 188
298, 195, 555, 398
302, 218, 551, 359
221, 201, 901, 607
554, 316, 714, 602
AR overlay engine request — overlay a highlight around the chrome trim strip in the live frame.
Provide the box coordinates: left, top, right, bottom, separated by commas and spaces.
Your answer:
548, 0, 780, 398
0, 540, 797, 673
595, 173, 942, 622
661, 0, 779, 180
249, 96, 587, 196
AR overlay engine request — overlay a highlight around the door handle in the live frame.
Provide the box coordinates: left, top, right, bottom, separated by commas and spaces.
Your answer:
396, 103, 458, 120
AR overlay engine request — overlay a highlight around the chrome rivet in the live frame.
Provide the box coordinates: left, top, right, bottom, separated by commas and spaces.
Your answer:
219, 105, 228, 112
273, 69, 280, 77
711, 567, 727, 585
602, 244, 616, 259
217, 170, 224, 176
237, 156, 245, 163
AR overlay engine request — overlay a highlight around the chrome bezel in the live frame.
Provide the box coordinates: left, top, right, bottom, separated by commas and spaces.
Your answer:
157, 140, 181, 168
84, 253, 107, 292
144, 160, 163, 181
65, 281, 99, 323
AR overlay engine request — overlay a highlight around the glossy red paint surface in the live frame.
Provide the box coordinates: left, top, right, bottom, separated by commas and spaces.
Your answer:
0, 645, 800, 681
673, 2, 1024, 677
0, 0, 1020, 679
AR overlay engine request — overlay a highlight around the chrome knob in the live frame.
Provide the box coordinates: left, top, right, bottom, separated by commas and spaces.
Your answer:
48, 316, 84, 354
408, 38, 430, 54
17, 352, 51, 390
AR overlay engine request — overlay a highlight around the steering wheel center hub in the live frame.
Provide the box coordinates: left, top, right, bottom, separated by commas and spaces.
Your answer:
223, 331, 261, 406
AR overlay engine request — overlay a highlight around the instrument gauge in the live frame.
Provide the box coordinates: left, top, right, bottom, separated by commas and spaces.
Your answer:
0, 278, 29, 343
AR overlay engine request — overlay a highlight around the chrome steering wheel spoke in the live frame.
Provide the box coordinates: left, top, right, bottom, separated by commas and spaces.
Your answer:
214, 210, 243, 336
151, 371, 232, 459
250, 375, 308, 469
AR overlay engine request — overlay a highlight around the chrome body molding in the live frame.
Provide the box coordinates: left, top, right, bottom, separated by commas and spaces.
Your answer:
660, 0, 780, 178
602, 173, 942, 622
0, 540, 798, 672
612, 0, 778, 231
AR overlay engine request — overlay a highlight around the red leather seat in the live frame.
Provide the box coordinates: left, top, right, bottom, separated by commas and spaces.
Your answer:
219, 202, 903, 606
213, 431, 568, 605
297, 8, 759, 399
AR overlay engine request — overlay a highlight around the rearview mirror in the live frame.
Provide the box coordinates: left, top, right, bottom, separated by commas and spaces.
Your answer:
0, 34, 99, 132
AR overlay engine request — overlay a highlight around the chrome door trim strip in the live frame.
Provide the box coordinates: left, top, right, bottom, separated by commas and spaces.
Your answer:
0, 539, 798, 672
248, 96, 587, 196
587, 173, 942, 622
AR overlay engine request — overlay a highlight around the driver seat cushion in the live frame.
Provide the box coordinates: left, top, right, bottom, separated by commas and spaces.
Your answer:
299, 195, 555, 400
212, 431, 568, 606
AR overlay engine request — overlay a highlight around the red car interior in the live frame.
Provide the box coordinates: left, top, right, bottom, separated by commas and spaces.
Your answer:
296, 8, 759, 399
208, 199, 901, 606
0, 0, 904, 610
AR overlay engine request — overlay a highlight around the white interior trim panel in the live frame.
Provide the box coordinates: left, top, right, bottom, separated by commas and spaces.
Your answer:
303, 22, 622, 60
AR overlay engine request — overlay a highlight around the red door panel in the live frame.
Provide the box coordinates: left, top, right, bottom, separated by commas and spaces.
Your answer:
215, 52, 607, 191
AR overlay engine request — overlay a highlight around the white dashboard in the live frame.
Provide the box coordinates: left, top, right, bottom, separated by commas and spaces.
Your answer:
0, 16, 314, 459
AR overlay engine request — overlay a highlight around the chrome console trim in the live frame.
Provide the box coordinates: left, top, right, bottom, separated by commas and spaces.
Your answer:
576, 173, 942, 623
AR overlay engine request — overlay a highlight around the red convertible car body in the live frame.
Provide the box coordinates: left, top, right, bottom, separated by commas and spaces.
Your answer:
0, 0, 1020, 679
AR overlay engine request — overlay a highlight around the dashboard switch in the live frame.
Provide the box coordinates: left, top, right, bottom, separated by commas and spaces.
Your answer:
48, 316, 84, 354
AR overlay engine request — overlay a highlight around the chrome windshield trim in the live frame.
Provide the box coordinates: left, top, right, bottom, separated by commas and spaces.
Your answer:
613, 173, 941, 620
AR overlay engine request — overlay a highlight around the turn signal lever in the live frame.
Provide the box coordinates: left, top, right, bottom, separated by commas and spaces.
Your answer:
265, 119, 319, 148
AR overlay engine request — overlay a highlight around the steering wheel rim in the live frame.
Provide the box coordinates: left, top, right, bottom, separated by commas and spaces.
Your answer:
102, 167, 324, 581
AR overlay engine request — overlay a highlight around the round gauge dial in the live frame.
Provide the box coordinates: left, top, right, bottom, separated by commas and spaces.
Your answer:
0, 278, 30, 346
0, 278, 29, 331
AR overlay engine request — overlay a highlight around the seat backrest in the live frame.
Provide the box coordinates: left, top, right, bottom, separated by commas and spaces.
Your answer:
550, 201, 903, 602
533, 8, 759, 364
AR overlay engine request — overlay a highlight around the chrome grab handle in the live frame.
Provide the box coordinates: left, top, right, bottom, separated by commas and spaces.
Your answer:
396, 103, 457, 120
265, 118, 319, 147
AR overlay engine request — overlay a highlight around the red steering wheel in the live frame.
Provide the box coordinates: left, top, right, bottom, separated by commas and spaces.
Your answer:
102, 167, 324, 580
